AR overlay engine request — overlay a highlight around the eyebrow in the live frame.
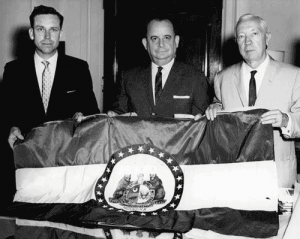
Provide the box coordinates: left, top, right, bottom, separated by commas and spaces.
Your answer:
150, 34, 172, 38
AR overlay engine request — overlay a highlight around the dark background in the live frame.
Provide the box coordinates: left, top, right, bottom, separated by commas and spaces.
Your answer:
102, 0, 223, 112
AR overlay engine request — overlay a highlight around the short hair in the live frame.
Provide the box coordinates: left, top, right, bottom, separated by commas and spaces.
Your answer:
144, 16, 177, 37
29, 5, 64, 29
235, 13, 270, 37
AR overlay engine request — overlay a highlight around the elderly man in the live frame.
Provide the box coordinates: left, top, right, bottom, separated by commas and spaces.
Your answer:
108, 17, 210, 118
200, 13, 300, 188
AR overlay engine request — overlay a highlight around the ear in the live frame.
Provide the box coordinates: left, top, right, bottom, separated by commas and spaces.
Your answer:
175, 35, 180, 48
266, 32, 271, 46
59, 30, 63, 40
142, 38, 147, 50
29, 28, 34, 40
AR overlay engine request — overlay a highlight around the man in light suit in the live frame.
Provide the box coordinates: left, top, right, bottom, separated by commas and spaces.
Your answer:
200, 13, 300, 188
2, 5, 100, 149
108, 17, 210, 118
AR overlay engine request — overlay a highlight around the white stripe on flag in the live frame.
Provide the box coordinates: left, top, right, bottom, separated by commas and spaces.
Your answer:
14, 161, 278, 212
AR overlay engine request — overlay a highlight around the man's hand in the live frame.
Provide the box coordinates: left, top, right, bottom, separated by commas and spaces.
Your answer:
107, 111, 137, 117
73, 112, 85, 123
203, 103, 222, 121
107, 111, 119, 117
121, 112, 137, 116
261, 109, 289, 127
8, 127, 24, 149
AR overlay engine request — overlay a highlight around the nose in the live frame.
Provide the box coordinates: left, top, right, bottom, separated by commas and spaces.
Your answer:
44, 30, 50, 39
245, 35, 251, 45
158, 39, 165, 47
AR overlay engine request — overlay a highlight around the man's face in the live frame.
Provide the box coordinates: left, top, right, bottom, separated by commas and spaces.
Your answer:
236, 18, 271, 68
29, 14, 63, 59
142, 20, 179, 66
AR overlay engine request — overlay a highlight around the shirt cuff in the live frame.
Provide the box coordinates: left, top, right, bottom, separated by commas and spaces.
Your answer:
281, 113, 292, 137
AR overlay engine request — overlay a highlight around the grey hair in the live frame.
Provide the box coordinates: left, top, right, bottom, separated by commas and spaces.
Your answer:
235, 13, 270, 37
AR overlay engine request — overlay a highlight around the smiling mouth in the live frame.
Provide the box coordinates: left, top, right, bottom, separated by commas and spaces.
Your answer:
157, 50, 168, 53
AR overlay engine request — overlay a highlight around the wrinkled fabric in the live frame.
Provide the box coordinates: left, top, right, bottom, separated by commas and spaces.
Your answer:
15, 219, 180, 239
14, 109, 274, 168
7, 109, 279, 238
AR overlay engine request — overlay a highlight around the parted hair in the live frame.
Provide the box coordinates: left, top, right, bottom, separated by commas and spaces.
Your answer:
29, 5, 64, 29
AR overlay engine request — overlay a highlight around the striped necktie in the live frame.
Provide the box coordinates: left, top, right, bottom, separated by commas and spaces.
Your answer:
155, 66, 163, 104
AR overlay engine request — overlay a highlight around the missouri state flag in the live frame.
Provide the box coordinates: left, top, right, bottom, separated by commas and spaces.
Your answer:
6, 109, 279, 238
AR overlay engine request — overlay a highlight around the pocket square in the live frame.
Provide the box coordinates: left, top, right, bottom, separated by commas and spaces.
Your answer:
66, 90, 77, 93
173, 95, 190, 99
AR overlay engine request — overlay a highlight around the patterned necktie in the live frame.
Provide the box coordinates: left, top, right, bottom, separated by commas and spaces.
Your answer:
248, 70, 257, 106
42, 61, 51, 113
155, 66, 163, 104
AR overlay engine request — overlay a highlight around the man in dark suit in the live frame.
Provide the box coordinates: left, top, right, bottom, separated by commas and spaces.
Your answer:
2, 5, 100, 149
108, 17, 210, 118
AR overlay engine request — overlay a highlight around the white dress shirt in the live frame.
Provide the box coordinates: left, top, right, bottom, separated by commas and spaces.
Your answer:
242, 55, 269, 99
151, 58, 175, 103
34, 51, 58, 96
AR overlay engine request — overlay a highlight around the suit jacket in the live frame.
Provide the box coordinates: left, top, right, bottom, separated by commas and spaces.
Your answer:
213, 57, 300, 187
112, 61, 210, 118
2, 53, 100, 136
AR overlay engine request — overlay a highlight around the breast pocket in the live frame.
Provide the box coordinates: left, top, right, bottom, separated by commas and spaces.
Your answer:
61, 90, 80, 113
173, 95, 192, 114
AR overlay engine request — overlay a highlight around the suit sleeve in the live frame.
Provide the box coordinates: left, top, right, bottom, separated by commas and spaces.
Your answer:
192, 74, 211, 114
1, 63, 19, 133
288, 68, 300, 137
76, 61, 100, 115
212, 72, 223, 105
111, 72, 130, 114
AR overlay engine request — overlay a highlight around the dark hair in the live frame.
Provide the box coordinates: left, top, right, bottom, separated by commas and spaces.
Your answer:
29, 5, 64, 29
144, 16, 177, 37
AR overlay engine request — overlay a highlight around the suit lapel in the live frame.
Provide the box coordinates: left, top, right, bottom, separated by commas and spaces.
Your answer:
47, 54, 65, 115
141, 65, 155, 110
233, 63, 248, 107
155, 61, 182, 105
27, 57, 46, 116
256, 59, 277, 105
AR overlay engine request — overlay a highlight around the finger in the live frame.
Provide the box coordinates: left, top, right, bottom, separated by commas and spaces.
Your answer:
261, 117, 278, 125
8, 133, 23, 149
205, 110, 213, 121
17, 134, 24, 140
8, 140, 14, 149
107, 111, 118, 117
194, 114, 201, 121
213, 109, 218, 120
209, 110, 216, 121
205, 110, 210, 120
73, 112, 83, 121
76, 115, 84, 123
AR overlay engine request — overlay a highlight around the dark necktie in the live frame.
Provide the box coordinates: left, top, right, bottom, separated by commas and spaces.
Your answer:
155, 66, 163, 103
248, 70, 257, 106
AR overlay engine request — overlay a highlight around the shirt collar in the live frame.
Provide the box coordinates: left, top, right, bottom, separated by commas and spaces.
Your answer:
34, 51, 58, 66
151, 58, 175, 72
242, 55, 270, 74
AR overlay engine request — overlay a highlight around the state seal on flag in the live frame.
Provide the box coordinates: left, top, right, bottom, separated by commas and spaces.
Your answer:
94, 144, 184, 215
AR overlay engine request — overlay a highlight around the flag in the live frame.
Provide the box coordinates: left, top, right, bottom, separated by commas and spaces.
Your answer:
5, 109, 279, 238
